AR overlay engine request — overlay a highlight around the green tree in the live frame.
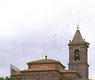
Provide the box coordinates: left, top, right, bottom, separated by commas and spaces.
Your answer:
0, 77, 5, 80
0, 77, 15, 80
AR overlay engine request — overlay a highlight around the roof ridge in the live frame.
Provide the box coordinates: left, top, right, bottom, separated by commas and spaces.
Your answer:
27, 59, 59, 64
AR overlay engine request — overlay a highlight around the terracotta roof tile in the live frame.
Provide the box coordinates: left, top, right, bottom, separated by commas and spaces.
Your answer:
27, 59, 65, 68
20, 69, 58, 72
60, 69, 78, 73
12, 72, 21, 76
27, 59, 59, 64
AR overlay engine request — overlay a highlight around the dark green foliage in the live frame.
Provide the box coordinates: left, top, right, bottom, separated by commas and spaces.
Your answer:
85, 42, 90, 48
0, 77, 15, 80
0, 77, 4, 80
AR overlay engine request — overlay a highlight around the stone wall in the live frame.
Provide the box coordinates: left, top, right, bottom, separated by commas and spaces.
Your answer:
21, 71, 60, 80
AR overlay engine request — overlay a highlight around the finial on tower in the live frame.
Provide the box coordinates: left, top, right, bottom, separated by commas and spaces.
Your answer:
77, 27, 79, 30
45, 54, 47, 59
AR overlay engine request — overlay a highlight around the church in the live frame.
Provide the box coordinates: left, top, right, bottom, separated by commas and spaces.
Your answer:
11, 27, 89, 80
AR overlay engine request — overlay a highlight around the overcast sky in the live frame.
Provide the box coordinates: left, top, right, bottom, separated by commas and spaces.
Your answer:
0, 0, 95, 79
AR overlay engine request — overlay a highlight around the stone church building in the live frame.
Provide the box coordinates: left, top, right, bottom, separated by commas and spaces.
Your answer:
11, 27, 89, 80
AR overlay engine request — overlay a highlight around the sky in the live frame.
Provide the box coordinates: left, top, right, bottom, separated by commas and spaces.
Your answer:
0, 0, 95, 79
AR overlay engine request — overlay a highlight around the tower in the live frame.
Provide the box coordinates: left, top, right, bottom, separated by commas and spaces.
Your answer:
68, 27, 89, 80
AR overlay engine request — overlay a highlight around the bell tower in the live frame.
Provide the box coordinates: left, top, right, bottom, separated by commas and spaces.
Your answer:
68, 27, 89, 80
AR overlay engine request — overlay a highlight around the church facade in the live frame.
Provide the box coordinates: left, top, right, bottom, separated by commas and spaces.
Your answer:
11, 28, 89, 80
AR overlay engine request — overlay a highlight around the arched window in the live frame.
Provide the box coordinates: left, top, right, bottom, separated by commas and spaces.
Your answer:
74, 49, 80, 61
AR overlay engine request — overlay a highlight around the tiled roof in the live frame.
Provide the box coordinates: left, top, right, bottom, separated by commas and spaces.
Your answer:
27, 59, 65, 68
20, 69, 78, 74
60, 69, 78, 73
20, 69, 58, 72
12, 72, 21, 76
21, 63, 58, 72
27, 59, 59, 64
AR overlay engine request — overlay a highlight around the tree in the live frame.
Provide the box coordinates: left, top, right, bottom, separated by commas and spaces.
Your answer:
0, 77, 15, 80
0, 77, 4, 80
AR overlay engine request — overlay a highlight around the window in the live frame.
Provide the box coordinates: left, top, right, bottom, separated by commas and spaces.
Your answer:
74, 49, 80, 61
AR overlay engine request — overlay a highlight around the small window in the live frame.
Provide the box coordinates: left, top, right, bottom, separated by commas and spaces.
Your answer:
74, 49, 80, 61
